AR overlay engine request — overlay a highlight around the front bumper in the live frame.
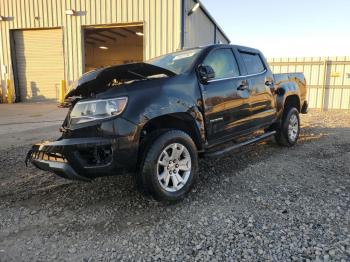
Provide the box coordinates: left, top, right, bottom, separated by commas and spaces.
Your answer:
27, 154, 90, 181
26, 137, 133, 181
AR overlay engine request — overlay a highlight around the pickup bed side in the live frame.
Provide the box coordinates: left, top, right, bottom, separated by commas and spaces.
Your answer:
273, 73, 308, 115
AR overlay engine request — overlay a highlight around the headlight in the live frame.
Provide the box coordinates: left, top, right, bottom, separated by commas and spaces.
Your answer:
70, 97, 128, 124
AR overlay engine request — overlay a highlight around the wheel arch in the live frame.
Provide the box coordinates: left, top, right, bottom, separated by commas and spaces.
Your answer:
139, 112, 205, 152
284, 94, 301, 112
275, 81, 302, 114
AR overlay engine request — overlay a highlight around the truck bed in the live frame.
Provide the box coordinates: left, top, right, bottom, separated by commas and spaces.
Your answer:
273, 72, 308, 106
273, 72, 306, 85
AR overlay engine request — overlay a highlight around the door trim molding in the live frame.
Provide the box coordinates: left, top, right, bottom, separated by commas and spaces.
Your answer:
210, 117, 224, 123
207, 69, 267, 83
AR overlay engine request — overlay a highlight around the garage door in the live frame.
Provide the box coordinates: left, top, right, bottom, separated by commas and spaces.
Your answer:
13, 29, 64, 102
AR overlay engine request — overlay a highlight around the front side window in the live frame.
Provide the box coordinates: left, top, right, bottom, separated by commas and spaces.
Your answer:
203, 49, 240, 80
239, 52, 265, 75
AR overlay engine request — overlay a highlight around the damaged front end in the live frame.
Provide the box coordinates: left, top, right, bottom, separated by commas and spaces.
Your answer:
25, 138, 117, 181
26, 62, 174, 181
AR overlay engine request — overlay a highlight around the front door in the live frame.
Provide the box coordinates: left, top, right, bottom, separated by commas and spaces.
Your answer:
201, 48, 251, 144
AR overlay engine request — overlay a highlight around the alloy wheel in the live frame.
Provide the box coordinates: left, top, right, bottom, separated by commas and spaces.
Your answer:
156, 143, 192, 193
288, 114, 299, 142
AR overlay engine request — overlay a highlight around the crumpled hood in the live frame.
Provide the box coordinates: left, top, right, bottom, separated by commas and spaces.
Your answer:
65, 63, 176, 99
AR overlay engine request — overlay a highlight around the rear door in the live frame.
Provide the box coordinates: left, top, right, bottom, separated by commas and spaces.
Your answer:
237, 50, 277, 129
200, 47, 251, 144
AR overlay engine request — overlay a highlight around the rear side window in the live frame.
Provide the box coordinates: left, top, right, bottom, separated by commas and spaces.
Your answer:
203, 49, 240, 80
239, 52, 265, 75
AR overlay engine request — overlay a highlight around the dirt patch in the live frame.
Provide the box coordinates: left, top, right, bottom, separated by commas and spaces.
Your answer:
0, 110, 349, 261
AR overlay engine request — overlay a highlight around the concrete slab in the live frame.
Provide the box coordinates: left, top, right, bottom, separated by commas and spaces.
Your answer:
0, 103, 68, 149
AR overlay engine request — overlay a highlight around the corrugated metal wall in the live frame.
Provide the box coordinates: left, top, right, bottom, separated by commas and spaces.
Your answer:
0, 0, 182, 100
184, 0, 214, 48
215, 29, 227, 44
184, 0, 229, 48
268, 57, 350, 110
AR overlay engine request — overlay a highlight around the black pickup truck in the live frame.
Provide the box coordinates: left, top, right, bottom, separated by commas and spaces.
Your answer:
26, 44, 308, 202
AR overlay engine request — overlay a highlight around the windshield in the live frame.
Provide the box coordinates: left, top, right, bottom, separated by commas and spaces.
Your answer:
146, 48, 202, 74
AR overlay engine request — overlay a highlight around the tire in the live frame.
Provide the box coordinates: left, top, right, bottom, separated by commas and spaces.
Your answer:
275, 107, 300, 147
139, 130, 198, 202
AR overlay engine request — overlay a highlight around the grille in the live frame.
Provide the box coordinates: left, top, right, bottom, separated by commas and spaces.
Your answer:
28, 146, 68, 163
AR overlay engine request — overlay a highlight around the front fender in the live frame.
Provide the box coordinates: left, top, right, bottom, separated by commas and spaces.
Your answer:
136, 98, 206, 145
122, 74, 206, 145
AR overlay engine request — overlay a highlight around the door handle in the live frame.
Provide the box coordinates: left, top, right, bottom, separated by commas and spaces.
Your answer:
237, 80, 249, 91
265, 80, 273, 87
265, 80, 276, 93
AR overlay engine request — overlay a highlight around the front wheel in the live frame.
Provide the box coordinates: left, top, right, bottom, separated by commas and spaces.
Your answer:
275, 107, 300, 147
139, 130, 198, 202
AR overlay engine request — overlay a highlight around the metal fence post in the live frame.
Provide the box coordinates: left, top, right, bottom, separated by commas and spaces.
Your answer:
321, 60, 326, 111
59, 80, 66, 104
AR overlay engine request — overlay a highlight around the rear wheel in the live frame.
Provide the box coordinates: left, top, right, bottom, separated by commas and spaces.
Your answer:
275, 107, 300, 147
139, 130, 198, 202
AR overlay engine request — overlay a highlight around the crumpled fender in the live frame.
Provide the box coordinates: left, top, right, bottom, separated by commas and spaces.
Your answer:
122, 75, 206, 144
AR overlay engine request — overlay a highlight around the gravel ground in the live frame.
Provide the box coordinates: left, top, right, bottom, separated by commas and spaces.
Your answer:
0, 110, 349, 261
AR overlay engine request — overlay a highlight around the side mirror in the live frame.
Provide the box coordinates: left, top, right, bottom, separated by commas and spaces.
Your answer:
198, 65, 215, 83
275, 87, 286, 96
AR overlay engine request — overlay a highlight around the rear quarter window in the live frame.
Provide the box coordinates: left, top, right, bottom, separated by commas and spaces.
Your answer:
239, 52, 265, 75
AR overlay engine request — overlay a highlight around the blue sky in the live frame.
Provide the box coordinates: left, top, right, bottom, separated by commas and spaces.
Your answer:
200, 0, 350, 57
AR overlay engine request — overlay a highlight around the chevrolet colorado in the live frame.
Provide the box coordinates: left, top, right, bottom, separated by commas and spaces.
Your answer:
26, 44, 308, 202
